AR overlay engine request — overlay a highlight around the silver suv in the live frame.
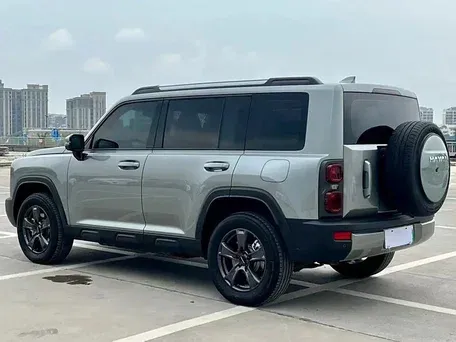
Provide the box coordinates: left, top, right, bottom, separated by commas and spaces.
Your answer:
5, 76, 450, 307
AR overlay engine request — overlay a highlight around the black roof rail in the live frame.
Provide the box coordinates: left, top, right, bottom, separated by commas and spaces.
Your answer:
132, 86, 161, 95
264, 77, 323, 86
131, 76, 323, 95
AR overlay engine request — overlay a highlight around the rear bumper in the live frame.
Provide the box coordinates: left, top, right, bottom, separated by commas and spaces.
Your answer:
285, 214, 435, 264
5, 197, 15, 227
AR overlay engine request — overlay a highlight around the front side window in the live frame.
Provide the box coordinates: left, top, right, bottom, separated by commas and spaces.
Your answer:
92, 101, 161, 149
163, 97, 224, 149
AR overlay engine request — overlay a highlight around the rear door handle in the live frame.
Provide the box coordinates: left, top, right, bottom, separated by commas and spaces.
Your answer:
118, 160, 140, 170
204, 161, 230, 172
363, 160, 372, 198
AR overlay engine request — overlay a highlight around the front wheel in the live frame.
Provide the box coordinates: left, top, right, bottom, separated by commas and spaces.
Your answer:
330, 252, 395, 278
17, 192, 74, 265
207, 212, 293, 307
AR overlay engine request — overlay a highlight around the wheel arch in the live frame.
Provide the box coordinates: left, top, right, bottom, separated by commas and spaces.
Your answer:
13, 176, 68, 227
196, 187, 292, 258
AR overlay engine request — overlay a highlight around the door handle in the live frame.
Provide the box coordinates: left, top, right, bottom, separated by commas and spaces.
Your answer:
204, 161, 230, 172
118, 160, 140, 170
363, 160, 372, 199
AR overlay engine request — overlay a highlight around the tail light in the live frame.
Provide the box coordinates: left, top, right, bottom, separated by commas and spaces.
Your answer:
325, 191, 342, 213
326, 164, 343, 183
320, 161, 344, 217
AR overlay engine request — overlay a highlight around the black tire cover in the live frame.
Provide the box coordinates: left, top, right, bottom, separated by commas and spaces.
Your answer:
384, 121, 450, 216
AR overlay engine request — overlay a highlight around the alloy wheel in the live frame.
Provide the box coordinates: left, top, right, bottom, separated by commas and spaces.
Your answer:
22, 205, 51, 254
217, 228, 266, 292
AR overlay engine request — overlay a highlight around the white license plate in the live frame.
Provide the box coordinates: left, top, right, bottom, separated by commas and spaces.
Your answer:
384, 226, 414, 249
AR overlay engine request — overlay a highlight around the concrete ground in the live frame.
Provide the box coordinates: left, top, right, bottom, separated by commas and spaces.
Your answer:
0, 167, 456, 342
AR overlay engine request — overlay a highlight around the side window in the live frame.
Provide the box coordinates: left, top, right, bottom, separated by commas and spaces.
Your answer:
163, 97, 224, 149
245, 93, 309, 151
92, 101, 161, 149
219, 96, 251, 150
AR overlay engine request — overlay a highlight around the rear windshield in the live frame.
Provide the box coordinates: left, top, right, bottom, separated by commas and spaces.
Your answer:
343, 92, 420, 144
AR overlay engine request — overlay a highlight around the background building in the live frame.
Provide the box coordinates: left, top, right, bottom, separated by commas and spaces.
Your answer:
419, 107, 434, 122
47, 113, 67, 129
66, 92, 106, 130
0, 80, 48, 136
443, 107, 456, 128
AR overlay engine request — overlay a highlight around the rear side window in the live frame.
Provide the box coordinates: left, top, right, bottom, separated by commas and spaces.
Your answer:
245, 93, 309, 151
343, 92, 420, 144
219, 96, 251, 150
163, 97, 224, 149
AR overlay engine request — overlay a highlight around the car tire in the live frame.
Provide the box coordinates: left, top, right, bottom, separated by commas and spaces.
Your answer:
207, 212, 293, 307
330, 252, 394, 278
384, 121, 450, 216
17, 192, 74, 265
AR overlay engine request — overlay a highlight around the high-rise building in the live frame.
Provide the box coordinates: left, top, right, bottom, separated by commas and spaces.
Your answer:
66, 92, 106, 130
0, 80, 48, 136
443, 107, 456, 128
47, 113, 67, 129
419, 107, 434, 123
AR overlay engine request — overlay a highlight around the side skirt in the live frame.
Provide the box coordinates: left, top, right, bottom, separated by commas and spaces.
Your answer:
65, 225, 202, 257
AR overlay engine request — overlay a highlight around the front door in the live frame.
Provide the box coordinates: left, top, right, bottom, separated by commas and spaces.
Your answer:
67, 100, 162, 233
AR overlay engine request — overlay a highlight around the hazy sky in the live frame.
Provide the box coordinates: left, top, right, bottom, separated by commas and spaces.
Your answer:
0, 0, 453, 124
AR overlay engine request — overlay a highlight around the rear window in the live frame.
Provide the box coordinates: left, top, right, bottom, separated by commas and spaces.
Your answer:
343, 92, 420, 144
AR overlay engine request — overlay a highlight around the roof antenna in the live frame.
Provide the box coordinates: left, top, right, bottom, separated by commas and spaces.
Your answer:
340, 76, 356, 83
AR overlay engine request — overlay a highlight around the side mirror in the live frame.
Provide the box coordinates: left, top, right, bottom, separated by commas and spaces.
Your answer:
65, 134, 85, 160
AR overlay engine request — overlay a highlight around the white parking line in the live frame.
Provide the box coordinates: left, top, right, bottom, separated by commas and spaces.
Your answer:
0, 232, 139, 256
437, 225, 456, 231
333, 288, 456, 316
0, 231, 16, 237
113, 307, 254, 342
112, 250, 456, 342
0, 254, 138, 281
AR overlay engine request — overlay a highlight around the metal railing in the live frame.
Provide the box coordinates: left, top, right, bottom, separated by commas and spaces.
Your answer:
0, 137, 66, 148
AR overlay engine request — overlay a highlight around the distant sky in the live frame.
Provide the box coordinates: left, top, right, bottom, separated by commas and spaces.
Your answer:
0, 0, 454, 124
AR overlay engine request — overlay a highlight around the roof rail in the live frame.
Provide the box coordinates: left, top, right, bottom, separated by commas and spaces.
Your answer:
131, 76, 323, 95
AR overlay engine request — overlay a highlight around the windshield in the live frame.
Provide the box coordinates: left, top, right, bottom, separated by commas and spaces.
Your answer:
343, 92, 420, 144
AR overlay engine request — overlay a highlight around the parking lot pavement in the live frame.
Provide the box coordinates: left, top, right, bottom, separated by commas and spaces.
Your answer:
0, 166, 456, 341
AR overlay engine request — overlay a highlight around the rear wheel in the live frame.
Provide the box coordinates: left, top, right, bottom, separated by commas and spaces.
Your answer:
207, 212, 293, 307
330, 252, 394, 278
17, 193, 73, 265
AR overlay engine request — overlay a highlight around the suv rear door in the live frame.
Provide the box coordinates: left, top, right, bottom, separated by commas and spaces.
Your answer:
342, 89, 421, 218
141, 95, 251, 240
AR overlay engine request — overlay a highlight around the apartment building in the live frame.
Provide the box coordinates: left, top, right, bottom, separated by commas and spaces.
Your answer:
419, 106, 434, 123
0, 80, 48, 136
66, 92, 106, 130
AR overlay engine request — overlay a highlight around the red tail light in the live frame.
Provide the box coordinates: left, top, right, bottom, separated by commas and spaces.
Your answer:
325, 191, 342, 214
326, 164, 343, 183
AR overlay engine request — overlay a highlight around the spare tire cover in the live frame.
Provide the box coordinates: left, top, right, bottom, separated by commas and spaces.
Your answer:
384, 121, 450, 216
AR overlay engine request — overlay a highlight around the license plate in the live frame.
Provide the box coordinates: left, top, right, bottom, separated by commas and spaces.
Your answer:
384, 226, 414, 249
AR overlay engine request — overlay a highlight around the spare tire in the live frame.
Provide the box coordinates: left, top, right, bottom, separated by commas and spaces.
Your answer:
384, 121, 450, 217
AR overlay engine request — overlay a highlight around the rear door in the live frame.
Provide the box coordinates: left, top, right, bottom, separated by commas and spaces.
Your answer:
342, 90, 421, 218
141, 95, 251, 238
